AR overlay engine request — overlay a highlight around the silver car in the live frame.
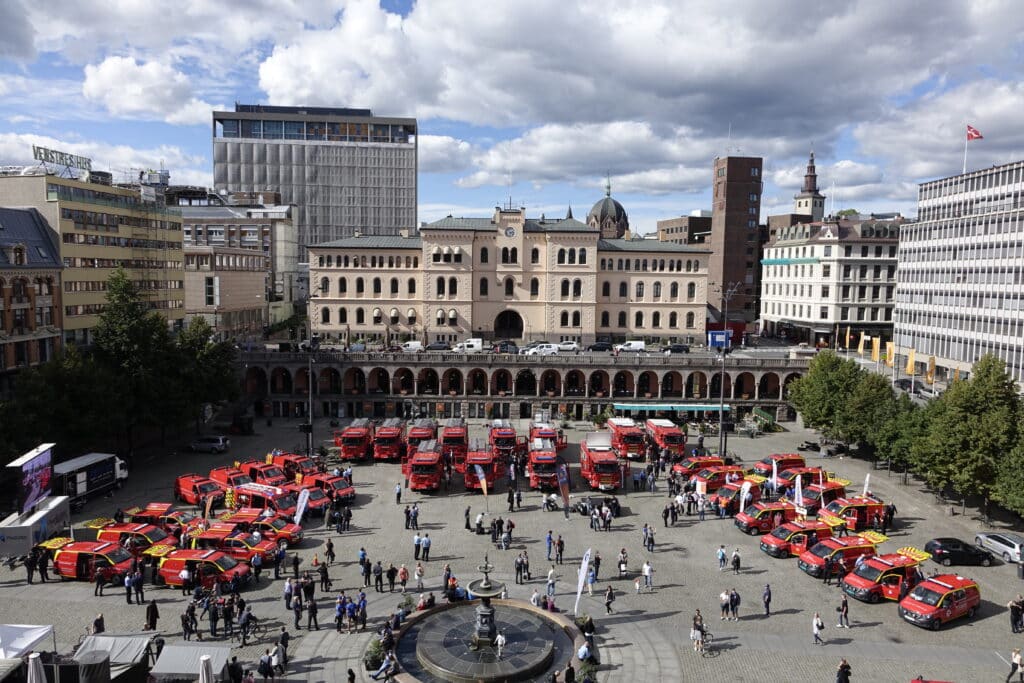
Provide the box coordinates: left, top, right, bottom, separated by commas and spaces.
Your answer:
974, 531, 1024, 562
189, 435, 231, 453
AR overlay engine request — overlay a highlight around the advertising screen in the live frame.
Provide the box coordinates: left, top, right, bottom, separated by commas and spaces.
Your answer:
7, 445, 54, 514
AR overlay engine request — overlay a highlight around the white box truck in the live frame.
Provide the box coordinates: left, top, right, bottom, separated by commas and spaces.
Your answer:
53, 453, 128, 510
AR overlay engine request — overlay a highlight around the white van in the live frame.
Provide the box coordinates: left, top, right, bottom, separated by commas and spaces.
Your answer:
525, 343, 559, 356
453, 338, 484, 353
401, 341, 424, 353
614, 340, 646, 353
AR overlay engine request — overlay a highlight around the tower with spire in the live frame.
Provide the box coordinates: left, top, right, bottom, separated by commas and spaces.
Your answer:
794, 151, 826, 221
586, 173, 629, 238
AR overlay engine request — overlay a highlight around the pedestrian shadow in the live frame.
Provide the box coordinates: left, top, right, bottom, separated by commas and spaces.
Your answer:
823, 637, 853, 645
769, 608, 802, 616
417, 522, 445, 530
737, 568, 769, 575
850, 620, 882, 628
600, 609, 676, 626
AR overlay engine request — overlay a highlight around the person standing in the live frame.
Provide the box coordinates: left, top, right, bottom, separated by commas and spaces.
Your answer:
587, 566, 595, 596
823, 556, 835, 586
208, 599, 220, 638
421, 534, 432, 561
837, 658, 852, 683
465, 506, 472, 531
307, 597, 319, 630
604, 585, 615, 614
386, 564, 398, 592
124, 573, 134, 605
24, 551, 36, 585
719, 589, 730, 620
37, 552, 49, 582
547, 566, 557, 597
373, 561, 384, 593
593, 552, 602, 580
414, 562, 425, 591
717, 545, 727, 571
546, 531, 554, 561
729, 588, 740, 620
762, 584, 772, 616
730, 548, 741, 575
398, 564, 409, 592
145, 600, 160, 631
413, 532, 422, 561
395, 483, 402, 504
292, 595, 303, 629
1009, 596, 1023, 634
292, 554, 300, 580
133, 570, 145, 604
642, 561, 654, 592
837, 594, 850, 628
555, 536, 564, 564
813, 612, 825, 645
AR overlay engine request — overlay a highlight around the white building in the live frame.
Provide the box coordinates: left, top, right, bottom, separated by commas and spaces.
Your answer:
761, 215, 906, 347
894, 160, 1024, 387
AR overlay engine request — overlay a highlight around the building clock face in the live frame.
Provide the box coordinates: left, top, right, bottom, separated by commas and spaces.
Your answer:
505, 227, 516, 238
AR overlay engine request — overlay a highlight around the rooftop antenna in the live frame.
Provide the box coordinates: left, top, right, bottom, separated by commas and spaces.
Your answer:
505, 168, 513, 211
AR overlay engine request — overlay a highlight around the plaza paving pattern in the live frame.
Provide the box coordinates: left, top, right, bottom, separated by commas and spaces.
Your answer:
2, 414, 1019, 682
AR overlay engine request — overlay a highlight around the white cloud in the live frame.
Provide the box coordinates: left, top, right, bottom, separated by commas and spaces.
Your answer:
82, 57, 220, 126
0, 132, 211, 187
418, 135, 476, 174
0, 0, 34, 60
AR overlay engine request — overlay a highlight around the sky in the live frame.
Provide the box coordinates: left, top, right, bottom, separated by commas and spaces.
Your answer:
1, 0, 1023, 236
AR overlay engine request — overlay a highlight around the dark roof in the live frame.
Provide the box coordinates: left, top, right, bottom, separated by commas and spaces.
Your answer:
312, 235, 422, 249
524, 217, 594, 233
0, 207, 61, 268
588, 196, 628, 223
422, 217, 496, 231
234, 104, 373, 117
598, 238, 711, 254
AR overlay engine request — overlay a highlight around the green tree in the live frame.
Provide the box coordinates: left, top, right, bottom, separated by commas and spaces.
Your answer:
995, 432, 1024, 516
175, 317, 239, 433
835, 208, 859, 217
835, 372, 896, 447
787, 350, 864, 439
874, 393, 927, 475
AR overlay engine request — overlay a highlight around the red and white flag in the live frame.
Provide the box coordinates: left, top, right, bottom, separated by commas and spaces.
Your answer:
966, 125, 984, 141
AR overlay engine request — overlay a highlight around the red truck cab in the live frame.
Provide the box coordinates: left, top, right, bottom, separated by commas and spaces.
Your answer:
238, 459, 289, 487
464, 439, 497, 492
92, 521, 178, 555
231, 483, 298, 518
752, 453, 806, 478
148, 547, 251, 590
271, 452, 318, 480
174, 474, 225, 507
52, 540, 133, 583
488, 419, 518, 465
606, 417, 644, 459
374, 418, 407, 461
734, 500, 800, 535
404, 419, 438, 473
898, 574, 981, 630
441, 418, 469, 472
775, 466, 826, 490
335, 418, 375, 461
690, 465, 745, 495
408, 440, 444, 492
797, 531, 888, 578
218, 508, 304, 548
710, 475, 766, 515
760, 518, 842, 558
820, 494, 887, 531
189, 524, 276, 562
302, 472, 356, 505
126, 502, 203, 537
579, 432, 625, 491
841, 547, 930, 603
283, 482, 332, 517
209, 466, 253, 490
790, 478, 850, 516
644, 418, 686, 459
527, 438, 560, 490
672, 455, 724, 478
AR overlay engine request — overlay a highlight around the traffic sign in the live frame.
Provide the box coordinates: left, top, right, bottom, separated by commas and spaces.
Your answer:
708, 330, 732, 348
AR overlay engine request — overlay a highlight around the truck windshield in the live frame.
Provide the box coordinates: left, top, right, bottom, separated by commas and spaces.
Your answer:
809, 543, 835, 559
442, 437, 465, 445
232, 475, 253, 486
595, 463, 618, 474
376, 437, 398, 446
533, 463, 557, 474
412, 465, 438, 475
494, 437, 515, 448
342, 437, 363, 447
330, 480, 350, 491
663, 434, 684, 444
769, 526, 794, 540
174, 512, 198, 524
305, 488, 327, 501
824, 501, 845, 516
104, 547, 132, 564
213, 555, 239, 571
275, 495, 297, 510
198, 482, 221, 495
268, 518, 288, 531
803, 489, 823, 502
297, 460, 316, 473
146, 528, 169, 542
622, 434, 643, 444
908, 586, 943, 606
262, 467, 284, 479
407, 438, 423, 449
852, 563, 884, 583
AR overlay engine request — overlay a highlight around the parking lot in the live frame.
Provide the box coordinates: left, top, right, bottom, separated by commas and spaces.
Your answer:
2, 414, 1019, 681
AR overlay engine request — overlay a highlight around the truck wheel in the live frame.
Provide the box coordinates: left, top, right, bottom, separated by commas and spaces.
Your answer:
868, 592, 880, 604
779, 550, 789, 559
747, 527, 758, 536
930, 619, 941, 631
967, 607, 976, 618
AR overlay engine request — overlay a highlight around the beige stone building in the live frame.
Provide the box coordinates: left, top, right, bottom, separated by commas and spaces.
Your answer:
0, 171, 184, 345
308, 193, 709, 346
184, 246, 268, 341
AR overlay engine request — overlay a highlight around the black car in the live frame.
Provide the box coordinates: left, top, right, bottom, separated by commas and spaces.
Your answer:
492, 340, 519, 354
663, 343, 690, 354
587, 341, 613, 352
425, 341, 451, 351
924, 537, 994, 567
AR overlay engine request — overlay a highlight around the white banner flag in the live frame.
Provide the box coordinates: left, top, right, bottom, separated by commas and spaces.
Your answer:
294, 487, 310, 525
794, 476, 804, 507
574, 548, 592, 616
771, 459, 778, 487
863, 473, 870, 497
739, 481, 752, 514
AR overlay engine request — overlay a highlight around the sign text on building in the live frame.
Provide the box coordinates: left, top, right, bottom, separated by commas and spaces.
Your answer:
31, 145, 92, 171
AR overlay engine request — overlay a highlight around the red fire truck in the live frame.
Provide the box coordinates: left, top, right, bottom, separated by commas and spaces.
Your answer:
789, 477, 850, 516
373, 418, 407, 461
671, 455, 724, 478
408, 440, 444, 492
529, 421, 566, 451
335, 418, 375, 461
606, 417, 645, 459
237, 459, 289, 487
841, 547, 930, 603
759, 518, 842, 558
734, 500, 800, 535
271, 452, 318, 481
579, 432, 625, 491
488, 419, 518, 464
644, 419, 686, 459
527, 437, 560, 490
464, 438, 497, 492
441, 418, 469, 473
710, 474, 767, 515
819, 494, 887, 532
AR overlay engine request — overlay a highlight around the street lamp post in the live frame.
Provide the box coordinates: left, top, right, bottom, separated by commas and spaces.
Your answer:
716, 282, 741, 459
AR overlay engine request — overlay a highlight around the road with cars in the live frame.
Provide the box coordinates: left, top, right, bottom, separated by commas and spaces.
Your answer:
0, 412, 1019, 681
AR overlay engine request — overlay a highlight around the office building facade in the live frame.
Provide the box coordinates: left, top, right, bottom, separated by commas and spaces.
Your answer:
184, 246, 268, 342
708, 156, 763, 323
212, 104, 417, 251
894, 160, 1024, 387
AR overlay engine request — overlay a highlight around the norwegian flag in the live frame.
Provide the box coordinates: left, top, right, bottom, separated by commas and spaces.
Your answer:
966, 125, 984, 141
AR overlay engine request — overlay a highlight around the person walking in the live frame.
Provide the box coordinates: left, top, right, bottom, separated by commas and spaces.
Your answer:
413, 532, 422, 561
325, 539, 336, 566
762, 584, 772, 616
813, 612, 825, 645
291, 595, 303, 630
495, 630, 507, 659
586, 566, 595, 596
604, 585, 615, 614
837, 594, 850, 628
465, 506, 472, 531
837, 658, 853, 683
421, 534, 432, 561
642, 561, 654, 592
547, 566, 557, 597
593, 552, 601, 580
145, 600, 160, 631
546, 531, 554, 561
730, 548, 741, 575
398, 564, 409, 592
716, 545, 727, 571
414, 562, 425, 591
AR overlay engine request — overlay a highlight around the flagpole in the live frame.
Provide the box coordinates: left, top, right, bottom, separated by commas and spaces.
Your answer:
962, 123, 968, 174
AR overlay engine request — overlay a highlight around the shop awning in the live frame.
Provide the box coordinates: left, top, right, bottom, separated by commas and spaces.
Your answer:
149, 644, 231, 682
0, 624, 52, 658
613, 403, 731, 412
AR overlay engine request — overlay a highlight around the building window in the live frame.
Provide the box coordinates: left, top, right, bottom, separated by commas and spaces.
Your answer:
356, 278, 364, 294
670, 282, 679, 299
857, 307, 865, 321
572, 279, 582, 297
819, 306, 828, 319
448, 309, 458, 325
530, 278, 539, 296
578, 248, 587, 264
568, 249, 576, 265
339, 277, 348, 293
449, 277, 458, 296
480, 247, 488, 264
618, 282, 627, 297
373, 309, 382, 325
560, 311, 569, 327
436, 277, 445, 297
669, 312, 678, 327
561, 279, 570, 297
321, 307, 331, 324
821, 285, 830, 298
501, 247, 510, 264
572, 311, 580, 327
319, 277, 329, 295
687, 282, 696, 301
339, 307, 347, 323
635, 311, 644, 328
602, 282, 610, 297
557, 249, 566, 264
504, 278, 514, 297
617, 312, 627, 328
433, 251, 441, 263
685, 312, 695, 328
749, 193, 759, 201
407, 278, 416, 295
510, 248, 518, 263
653, 282, 662, 298
205, 276, 215, 306
844, 245, 852, 257
356, 308, 365, 324
390, 278, 398, 295
436, 309, 444, 325
652, 312, 661, 327
823, 265, 831, 277
373, 277, 382, 295
479, 278, 488, 296
600, 311, 610, 327
635, 282, 644, 299
824, 246, 832, 257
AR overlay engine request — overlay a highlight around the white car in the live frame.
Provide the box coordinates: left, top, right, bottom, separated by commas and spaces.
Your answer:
190, 435, 230, 453
524, 343, 559, 356
974, 532, 1024, 563
557, 341, 581, 352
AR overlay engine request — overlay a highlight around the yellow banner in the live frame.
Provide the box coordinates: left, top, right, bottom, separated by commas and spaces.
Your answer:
844, 326, 851, 349
953, 367, 960, 382
871, 337, 880, 362
857, 334, 866, 355
905, 348, 916, 375
885, 342, 894, 367
926, 356, 936, 384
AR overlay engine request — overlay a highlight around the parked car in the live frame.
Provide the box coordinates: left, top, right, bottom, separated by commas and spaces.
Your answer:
924, 538, 994, 567
974, 531, 1024, 562
557, 340, 581, 352
348, 342, 366, 352
425, 341, 451, 351
587, 341, 613, 352
492, 340, 519, 354
190, 436, 230, 454
524, 343, 559, 356
663, 343, 690, 354
614, 340, 646, 353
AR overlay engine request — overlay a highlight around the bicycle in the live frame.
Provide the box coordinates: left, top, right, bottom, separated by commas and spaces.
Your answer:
230, 619, 267, 644
699, 631, 717, 658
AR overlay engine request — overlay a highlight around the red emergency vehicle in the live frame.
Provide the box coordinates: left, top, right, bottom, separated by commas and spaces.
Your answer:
529, 421, 566, 451
231, 482, 298, 517
126, 502, 203, 537
271, 452, 318, 480
606, 417, 645, 459
148, 547, 252, 590
579, 432, 625, 491
189, 523, 277, 563
671, 455, 724, 478
441, 418, 470, 472
406, 418, 437, 452
335, 418, 375, 461
51, 540, 134, 583
790, 478, 850, 516
797, 531, 888, 578
283, 482, 331, 517
819, 494, 887, 531
174, 474, 225, 507
775, 466, 826, 490
710, 475, 766, 515
217, 508, 304, 548
373, 418, 407, 461
302, 472, 356, 504
408, 440, 444, 492
759, 518, 842, 558
91, 521, 179, 555
237, 459, 289, 487
527, 437, 560, 490
690, 465, 745, 495
734, 500, 800, 535
488, 419, 518, 464
464, 438, 497, 492
841, 547, 930, 603
644, 419, 686, 459
898, 574, 981, 630
752, 453, 806, 478
208, 466, 253, 490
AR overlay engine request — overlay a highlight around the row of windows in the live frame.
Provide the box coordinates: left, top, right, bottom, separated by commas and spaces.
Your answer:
62, 257, 182, 270
600, 257, 699, 272
318, 276, 418, 296
768, 302, 892, 322
0, 277, 55, 297
765, 263, 895, 281
62, 232, 182, 251
919, 164, 1024, 201
60, 207, 181, 233
65, 298, 183, 317
899, 240, 1024, 263
317, 254, 421, 269
320, 307, 419, 326
63, 279, 182, 293
897, 266, 1024, 286
765, 283, 893, 301
184, 254, 266, 271
898, 311, 1024, 339
597, 311, 695, 329
897, 289, 1024, 310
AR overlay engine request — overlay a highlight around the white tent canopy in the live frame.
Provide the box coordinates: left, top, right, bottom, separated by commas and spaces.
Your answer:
0, 625, 53, 658
149, 644, 230, 681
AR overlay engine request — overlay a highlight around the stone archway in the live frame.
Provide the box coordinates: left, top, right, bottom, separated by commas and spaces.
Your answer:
613, 371, 635, 398
540, 370, 562, 396
661, 371, 682, 398
495, 310, 524, 340
442, 369, 464, 395
245, 367, 268, 395
782, 372, 802, 399
343, 368, 366, 394
710, 372, 732, 399
319, 367, 342, 394
270, 367, 292, 394
367, 367, 389, 393
468, 369, 488, 396
589, 370, 609, 397
491, 369, 513, 395
393, 368, 414, 394
733, 372, 756, 399
638, 371, 657, 397
515, 369, 537, 396
417, 368, 439, 395
685, 371, 707, 399
565, 370, 586, 396
759, 372, 781, 399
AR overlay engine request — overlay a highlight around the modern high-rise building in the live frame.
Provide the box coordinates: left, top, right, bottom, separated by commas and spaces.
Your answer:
894, 159, 1024, 388
212, 104, 418, 252
708, 156, 763, 322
